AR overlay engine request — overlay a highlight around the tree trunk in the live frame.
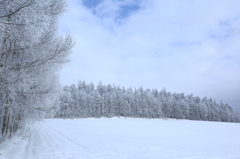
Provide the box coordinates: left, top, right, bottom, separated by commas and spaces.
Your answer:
1, 106, 9, 138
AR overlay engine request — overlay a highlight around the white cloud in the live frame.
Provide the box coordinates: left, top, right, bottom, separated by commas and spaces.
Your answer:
59, 0, 240, 111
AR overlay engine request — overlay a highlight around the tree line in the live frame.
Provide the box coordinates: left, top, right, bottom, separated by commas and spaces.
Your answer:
55, 81, 240, 123
0, 0, 73, 142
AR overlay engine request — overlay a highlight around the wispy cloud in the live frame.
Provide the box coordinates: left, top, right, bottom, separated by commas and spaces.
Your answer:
59, 0, 240, 111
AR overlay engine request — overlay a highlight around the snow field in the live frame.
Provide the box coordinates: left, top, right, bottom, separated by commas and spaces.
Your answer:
0, 118, 240, 159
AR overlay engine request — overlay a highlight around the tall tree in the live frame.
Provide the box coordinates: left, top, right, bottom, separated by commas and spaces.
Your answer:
0, 0, 73, 141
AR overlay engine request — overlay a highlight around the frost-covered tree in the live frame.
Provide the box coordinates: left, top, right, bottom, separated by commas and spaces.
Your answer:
56, 81, 240, 123
0, 0, 73, 141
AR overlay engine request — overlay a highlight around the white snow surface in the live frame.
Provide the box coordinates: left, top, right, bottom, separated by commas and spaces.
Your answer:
1, 118, 240, 159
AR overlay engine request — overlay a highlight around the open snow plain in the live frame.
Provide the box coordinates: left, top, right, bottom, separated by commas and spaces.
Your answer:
1, 118, 240, 159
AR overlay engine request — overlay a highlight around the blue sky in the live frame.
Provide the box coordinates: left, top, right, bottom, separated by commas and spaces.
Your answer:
59, 0, 240, 111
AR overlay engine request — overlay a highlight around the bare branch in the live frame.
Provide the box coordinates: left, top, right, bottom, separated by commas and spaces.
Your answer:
7, 36, 73, 71
20, 100, 56, 112
0, 22, 25, 25
0, 0, 35, 19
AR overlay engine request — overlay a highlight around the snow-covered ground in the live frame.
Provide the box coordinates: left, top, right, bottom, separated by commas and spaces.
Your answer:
1, 118, 240, 159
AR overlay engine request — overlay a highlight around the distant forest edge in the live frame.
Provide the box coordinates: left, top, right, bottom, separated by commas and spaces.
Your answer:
55, 81, 240, 123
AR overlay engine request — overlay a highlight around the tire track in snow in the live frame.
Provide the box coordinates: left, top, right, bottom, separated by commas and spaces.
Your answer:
1, 118, 240, 159
42, 120, 115, 158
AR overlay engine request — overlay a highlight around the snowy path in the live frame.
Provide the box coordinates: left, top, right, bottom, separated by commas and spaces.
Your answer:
1, 118, 240, 159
